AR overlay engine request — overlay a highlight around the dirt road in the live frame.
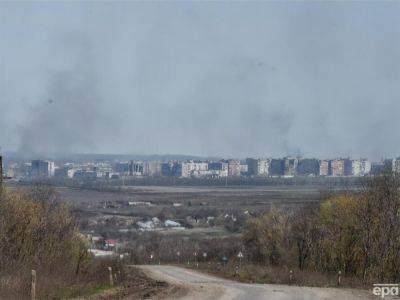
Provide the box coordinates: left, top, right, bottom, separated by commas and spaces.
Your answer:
138, 265, 375, 300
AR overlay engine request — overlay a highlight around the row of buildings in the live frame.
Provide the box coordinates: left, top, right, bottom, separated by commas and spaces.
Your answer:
22, 156, 397, 180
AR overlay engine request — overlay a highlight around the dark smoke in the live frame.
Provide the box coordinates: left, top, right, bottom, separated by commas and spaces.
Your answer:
18, 36, 111, 157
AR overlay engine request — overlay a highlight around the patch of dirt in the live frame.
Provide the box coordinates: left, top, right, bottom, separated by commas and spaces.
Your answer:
87, 267, 184, 300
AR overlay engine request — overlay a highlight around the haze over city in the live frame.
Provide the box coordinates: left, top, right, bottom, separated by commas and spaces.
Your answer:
3, 2, 400, 299
1, 1, 400, 160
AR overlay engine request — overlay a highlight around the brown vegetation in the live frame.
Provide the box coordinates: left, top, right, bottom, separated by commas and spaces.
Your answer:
0, 186, 126, 299
242, 171, 400, 284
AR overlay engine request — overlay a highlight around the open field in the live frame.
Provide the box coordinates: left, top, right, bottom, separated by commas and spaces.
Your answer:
55, 185, 326, 211
6, 183, 339, 240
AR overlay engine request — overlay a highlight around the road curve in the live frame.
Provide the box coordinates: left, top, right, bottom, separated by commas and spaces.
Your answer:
138, 265, 374, 300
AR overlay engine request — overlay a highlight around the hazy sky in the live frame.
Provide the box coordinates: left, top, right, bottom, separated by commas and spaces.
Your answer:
1, 1, 400, 159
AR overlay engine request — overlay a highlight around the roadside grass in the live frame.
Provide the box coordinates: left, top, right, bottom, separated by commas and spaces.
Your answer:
0, 260, 124, 299
55, 283, 113, 299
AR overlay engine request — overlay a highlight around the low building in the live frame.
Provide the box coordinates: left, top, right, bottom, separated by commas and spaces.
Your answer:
73, 170, 98, 179
164, 220, 181, 227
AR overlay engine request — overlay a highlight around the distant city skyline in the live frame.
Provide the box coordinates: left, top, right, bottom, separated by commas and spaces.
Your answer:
1, 2, 400, 160
2, 150, 399, 163
8, 156, 394, 180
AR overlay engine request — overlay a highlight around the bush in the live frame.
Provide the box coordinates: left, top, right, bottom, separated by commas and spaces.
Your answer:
0, 186, 111, 299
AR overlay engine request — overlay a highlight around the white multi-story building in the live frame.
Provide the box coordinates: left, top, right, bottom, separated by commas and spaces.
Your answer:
143, 161, 162, 177
392, 158, 400, 173
331, 159, 345, 176
246, 158, 270, 176
258, 159, 270, 176
361, 159, 372, 175
352, 160, 363, 176
319, 160, 330, 176
180, 161, 208, 178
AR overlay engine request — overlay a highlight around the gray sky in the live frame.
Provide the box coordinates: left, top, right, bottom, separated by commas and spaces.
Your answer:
1, 1, 399, 159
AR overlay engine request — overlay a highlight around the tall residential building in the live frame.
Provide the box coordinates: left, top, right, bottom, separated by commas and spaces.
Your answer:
258, 159, 270, 176
143, 161, 162, 177
31, 160, 55, 177
246, 158, 258, 176
351, 160, 363, 176
179, 161, 208, 178
392, 158, 400, 173
331, 159, 352, 176
331, 159, 344, 176
239, 163, 248, 175
284, 157, 298, 176
361, 159, 372, 175
128, 161, 144, 176
115, 162, 130, 175
371, 161, 386, 175
270, 159, 285, 176
352, 159, 372, 176
246, 158, 270, 176
161, 162, 174, 176
227, 160, 241, 177
319, 160, 330, 176
297, 158, 319, 176
208, 161, 228, 177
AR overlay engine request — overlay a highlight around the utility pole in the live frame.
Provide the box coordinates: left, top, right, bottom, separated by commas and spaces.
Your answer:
0, 155, 3, 186
31, 270, 36, 300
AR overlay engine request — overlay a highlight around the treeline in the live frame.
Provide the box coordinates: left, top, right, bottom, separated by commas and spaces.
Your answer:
0, 186, 122, 299
243, 171, 400, 282
123, 232, 242, 265
123, 171, 400, 284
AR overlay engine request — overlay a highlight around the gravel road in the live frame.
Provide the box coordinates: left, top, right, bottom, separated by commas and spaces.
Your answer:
138, 265, 376, 300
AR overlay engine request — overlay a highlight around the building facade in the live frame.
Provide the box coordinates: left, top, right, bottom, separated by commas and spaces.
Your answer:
227, 160, 241, 177
284, 157, 298, 176
31, 160, 55, 177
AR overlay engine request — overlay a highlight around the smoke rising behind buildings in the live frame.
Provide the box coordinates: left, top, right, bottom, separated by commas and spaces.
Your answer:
1, 2, 400, 160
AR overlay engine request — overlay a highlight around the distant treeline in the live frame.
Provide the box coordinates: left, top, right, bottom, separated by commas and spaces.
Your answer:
242, 171, 400, 282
